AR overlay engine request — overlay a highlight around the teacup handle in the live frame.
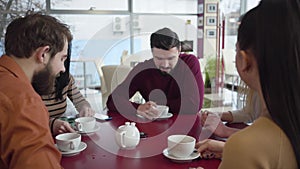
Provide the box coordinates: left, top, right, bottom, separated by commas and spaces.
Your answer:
76, 122, 83, 131
70, 142, 75, 150
120, 131, 127, 148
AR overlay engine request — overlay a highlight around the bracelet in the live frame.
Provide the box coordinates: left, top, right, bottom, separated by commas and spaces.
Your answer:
50, 117, 58, 134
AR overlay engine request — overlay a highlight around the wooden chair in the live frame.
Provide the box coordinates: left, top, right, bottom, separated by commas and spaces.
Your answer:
101, 65, 131, 108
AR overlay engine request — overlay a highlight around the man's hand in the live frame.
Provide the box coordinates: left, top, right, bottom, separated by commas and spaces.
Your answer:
137, 101, 160, 120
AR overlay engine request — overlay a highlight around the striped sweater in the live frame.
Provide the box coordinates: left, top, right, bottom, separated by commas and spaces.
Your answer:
42, 74, 90, 118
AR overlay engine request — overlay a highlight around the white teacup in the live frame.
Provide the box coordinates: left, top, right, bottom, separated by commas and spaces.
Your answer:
56, 133, 81, 152
75, 117, 96, 132
156, 105, 169, 117
167, 135, 196, 158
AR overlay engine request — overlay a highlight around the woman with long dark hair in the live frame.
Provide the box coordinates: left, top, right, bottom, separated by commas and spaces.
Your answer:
195, 0, 299, 168
42, 43, 95, 136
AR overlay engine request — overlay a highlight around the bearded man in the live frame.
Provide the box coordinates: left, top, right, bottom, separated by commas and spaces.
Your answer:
0, 13, 72, 169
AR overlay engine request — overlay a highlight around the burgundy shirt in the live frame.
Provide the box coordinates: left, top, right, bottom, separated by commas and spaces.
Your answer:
107, 53, 204, 114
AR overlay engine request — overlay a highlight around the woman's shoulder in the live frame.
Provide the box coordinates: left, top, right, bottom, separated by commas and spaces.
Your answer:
220, 117, 296, 168
227, 117, 281, 146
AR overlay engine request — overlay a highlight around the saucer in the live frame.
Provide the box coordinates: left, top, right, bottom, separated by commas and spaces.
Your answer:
156, 113, 173, 120
136, 113, 173, 120
162, 148, 201, 163
55, 142, 87, 157
78, 125, 100, 134
94, 113, 112, 121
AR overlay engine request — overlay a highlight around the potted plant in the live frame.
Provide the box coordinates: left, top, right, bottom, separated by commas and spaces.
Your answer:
203, 56, 219, 93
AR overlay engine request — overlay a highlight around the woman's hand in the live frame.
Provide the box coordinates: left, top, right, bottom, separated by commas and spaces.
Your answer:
201, 110, 221, 125
79, 106, 95, 117
201, 111, 240, 138
201, 111, 223, 135
200, 110, 210, 125
195, 139, 224, 159
52, 119, 76, 136
137, 101, 159, 120
201, 111, 225, 137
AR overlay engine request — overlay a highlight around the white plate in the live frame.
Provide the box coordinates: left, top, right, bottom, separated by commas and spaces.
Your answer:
78, 125, 100, 134
136, 113, 173, 120
162, 148, 200, 163
94, 113, 111, 121
55, 142, 87, 157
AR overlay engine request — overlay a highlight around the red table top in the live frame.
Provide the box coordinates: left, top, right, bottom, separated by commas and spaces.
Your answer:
61, 112, 221, 169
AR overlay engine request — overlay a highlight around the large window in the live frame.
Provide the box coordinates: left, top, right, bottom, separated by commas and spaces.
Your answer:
52, 14, 132, 88
246, 0, 260, 11
52, 14, 131, 63
220, 0, 260, 48
50, 0, 128, 11
130, 15, 198, 53
132, 0, 197, 14
49, 0, 199, 64
1, 0, 259, 90
219, 0, 260, 101
0, 0, 46, 53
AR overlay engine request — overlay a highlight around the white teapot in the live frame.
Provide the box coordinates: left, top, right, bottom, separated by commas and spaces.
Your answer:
115, 122, 140, 149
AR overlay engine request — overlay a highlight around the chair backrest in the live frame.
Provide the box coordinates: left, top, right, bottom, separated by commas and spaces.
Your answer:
121, 50, 152, 67
101, 65, 131, 108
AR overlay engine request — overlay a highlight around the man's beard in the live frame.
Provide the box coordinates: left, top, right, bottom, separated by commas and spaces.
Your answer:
159, 67, 172, 75
31, 64, 56, 96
